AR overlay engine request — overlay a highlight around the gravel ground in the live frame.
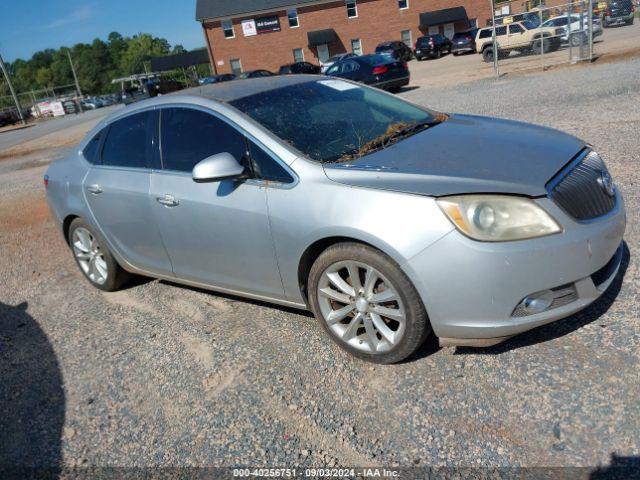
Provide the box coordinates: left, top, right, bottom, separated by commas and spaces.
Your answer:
0, 57, 639, 475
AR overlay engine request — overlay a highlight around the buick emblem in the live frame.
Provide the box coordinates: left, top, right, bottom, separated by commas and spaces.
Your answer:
598, 171, 615, 197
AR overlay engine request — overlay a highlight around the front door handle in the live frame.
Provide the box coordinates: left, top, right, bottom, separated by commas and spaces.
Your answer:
86, 184, 103, 195
156, 194, 179, 208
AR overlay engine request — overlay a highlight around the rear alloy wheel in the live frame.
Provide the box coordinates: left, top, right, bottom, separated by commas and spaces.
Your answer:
309, 243, 431, 364
68, 218, 128, 291
570, 32, 586, 47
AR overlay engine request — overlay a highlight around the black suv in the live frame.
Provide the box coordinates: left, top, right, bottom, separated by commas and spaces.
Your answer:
604, 0, 635, 27
278, 62, 321, 75
414, 34, 452, 60
375, 41, 413, 62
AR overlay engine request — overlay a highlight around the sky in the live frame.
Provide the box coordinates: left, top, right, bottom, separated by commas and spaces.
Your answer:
0, 0, 205, 62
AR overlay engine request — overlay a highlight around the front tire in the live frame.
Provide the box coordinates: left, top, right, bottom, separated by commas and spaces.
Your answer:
68, 218, 128, 291
308, 243, 431, 364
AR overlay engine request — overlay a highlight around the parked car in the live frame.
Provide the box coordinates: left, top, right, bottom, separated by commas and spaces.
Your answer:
476, 21, 563, 62
450, 30, 477, 56
542, 14, 603, 46
0, 109, 18, 127
321, 53, 356, 73
489, 12, 542, 27
415, 34, 453, 60
238, 70, 274, 79
278, 62, 321, 75
603, 0, 635, 27
45, 76, 626, 364
325, 54, 409, 92
81, 98, 101, 110
375, 41, 413, 62
200, 74, 236, 85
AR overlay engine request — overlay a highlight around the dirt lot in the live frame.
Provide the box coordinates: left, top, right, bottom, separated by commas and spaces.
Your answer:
409, 21, 640, 90
0, 54, 638, 474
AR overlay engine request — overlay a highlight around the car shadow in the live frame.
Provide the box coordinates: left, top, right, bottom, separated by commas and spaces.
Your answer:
0, 302, 65, 478
454, 241, 630, 356
397, 86, 420, 93
590, 453, 640, 479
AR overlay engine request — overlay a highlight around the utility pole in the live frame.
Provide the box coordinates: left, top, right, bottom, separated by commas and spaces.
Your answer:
0, 51, 26, 125
490, 0, 499, 78
66, 49, 84, 113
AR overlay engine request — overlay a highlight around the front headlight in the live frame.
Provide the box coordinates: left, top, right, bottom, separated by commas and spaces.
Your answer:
437, 195, 562, 242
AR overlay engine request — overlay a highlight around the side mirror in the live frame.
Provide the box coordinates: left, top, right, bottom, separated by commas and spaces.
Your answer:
192, 152, 246, 183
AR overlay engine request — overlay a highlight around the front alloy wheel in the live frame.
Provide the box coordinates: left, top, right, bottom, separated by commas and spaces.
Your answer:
309, 243, 431, 364
317, 261, 406, 354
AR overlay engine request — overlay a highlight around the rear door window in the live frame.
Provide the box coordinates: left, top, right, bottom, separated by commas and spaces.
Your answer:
160, 107, 247, 173
101, 111, 156, 169
509, 24, 524, 34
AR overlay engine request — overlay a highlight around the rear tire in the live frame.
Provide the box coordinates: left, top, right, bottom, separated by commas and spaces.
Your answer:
482, 47, 494, 62
308, 242, 431, 364
68, 218, 129, 292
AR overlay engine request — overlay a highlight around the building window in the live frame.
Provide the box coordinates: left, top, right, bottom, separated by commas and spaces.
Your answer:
398, 0, 409, 10
221, 19, 235, 39
346, 0, 357, 18
230, 58, 242, 75
293, 48, 304, 62
351, 38, 363, 55
287, 9, 299, 28
401, 30, 412, 48
469, 18, 478, 28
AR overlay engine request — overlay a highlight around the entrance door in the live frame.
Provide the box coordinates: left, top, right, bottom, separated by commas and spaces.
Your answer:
444, 23, 455, 39
317, 44, 330, 63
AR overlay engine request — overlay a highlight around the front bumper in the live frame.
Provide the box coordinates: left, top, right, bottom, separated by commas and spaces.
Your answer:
403, 192, 626, 342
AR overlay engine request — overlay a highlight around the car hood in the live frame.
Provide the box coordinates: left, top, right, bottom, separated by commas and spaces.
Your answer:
322, 114, 586, 197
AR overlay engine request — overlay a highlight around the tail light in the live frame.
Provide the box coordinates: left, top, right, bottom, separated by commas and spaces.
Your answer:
372, 65, 389, 75
43, 175, 49, 188
429, 39, 434, 46
606, 8, 611, 15
402, 61, 408, 70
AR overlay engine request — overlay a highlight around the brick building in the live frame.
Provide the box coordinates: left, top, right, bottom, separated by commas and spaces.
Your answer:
196, 0, 493, 75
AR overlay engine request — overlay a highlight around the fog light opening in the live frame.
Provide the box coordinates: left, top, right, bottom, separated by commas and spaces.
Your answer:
519, 290, 555, 315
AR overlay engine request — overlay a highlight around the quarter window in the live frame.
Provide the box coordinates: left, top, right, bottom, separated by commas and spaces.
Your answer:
293, 48, 304, 62
346, 0, 357, 18
102, 111, 154, 169
351, 38, 363, 55
160, 108, 247, 173
221, 20, 235, 38
509, 24, 524, 34
287, 9, 299, 27
82, 129, 105, 164
398, 0, 409, 10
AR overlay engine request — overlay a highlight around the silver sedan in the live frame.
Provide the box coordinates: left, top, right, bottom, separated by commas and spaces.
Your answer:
45, 76, 626, 363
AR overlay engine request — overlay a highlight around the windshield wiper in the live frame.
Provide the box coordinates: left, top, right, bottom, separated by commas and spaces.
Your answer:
330, 117, 444, 163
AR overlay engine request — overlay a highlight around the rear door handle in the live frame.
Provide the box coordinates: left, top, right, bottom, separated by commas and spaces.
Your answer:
86, 184, 103, 195
156, 194, 179, 207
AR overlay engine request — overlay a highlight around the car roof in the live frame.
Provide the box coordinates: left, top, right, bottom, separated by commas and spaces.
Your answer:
173, 75, 320, 103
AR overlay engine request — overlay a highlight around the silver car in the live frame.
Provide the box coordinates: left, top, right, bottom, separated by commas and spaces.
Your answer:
45, 76, 626, 363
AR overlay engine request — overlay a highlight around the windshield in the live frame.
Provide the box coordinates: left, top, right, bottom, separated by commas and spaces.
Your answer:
230, 80, 443, 163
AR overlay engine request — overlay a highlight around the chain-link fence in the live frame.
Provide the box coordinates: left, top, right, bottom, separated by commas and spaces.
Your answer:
483, 0, 636, 75
0, 83, 83, 123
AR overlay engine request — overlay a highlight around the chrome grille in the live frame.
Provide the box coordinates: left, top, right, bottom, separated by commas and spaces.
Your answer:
549, 151, 616, 221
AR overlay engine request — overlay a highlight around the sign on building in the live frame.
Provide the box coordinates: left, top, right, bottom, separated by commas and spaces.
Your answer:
255, 16, 281, 34
242, 19, 257, 36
